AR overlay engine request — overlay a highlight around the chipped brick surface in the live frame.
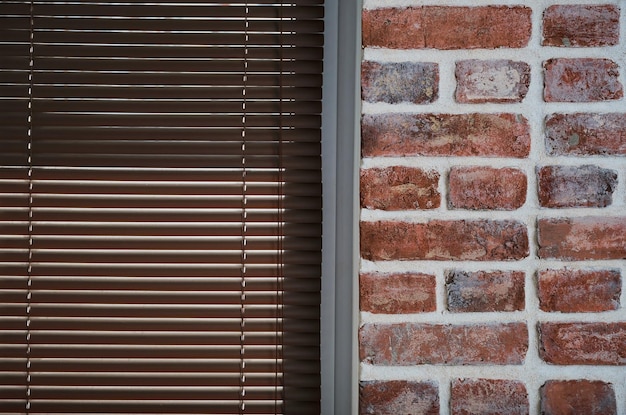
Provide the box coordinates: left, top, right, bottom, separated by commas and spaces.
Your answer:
538, 269, 621, 313
446, 270, 525, 313
362, 61, 438, 104
543, 58, 623, 102
448, 167, 527, 210
362, 113, 530, 158
545, 113, 626, 156
455, 60, 530, 103
360, 166, 440, 210
543, 5, 619, 47
540, 380, 617, 415
451, 378, 529, 415
360, 380, 439, 415
537, 165, 617, 208
360, 272, 436, 314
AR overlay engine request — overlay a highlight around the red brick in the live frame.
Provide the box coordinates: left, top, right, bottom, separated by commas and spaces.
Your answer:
360, 272, 436, 314
539, 322, 626, 365
361, 113, 530, 158
451, 378, 529, 415
538, 269, 621, 313
360, 166, 440, 210
360, 322, 528, 365
362, 6, 531, 50
446, 270, 525, 313
544, 58, 623, 102
360, 220, 529, 261
362, 61, 438, 104
538, 165, 617, 208
543, 5, 619, 47
449, 167, 526, 210
541, 380, 617, 415
537, 217, 626, 260
545, 113, 626, 156
455, 60, 530, 103
360, 380, 439, 415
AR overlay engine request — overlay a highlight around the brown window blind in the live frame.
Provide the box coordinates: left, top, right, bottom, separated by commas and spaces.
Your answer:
0, 1, 323, 413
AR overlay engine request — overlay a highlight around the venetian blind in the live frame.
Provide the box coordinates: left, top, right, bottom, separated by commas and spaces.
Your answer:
0, 1, 323, 413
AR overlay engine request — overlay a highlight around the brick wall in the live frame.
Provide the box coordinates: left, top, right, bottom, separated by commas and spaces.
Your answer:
358, 1, 625, 414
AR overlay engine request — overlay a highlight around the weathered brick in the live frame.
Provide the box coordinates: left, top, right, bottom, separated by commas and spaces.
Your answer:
538, 269, 621, 313
544, 58, 623, 102
446, 270, 525, 313
543, 5, 619, 47
541, 380, 617, 415
537, 217, 626, 260
537, 165, 617, 208
360, 220, 529, 261
362, 6, 532, 50
360, 322, 528, 365
451, 378, 529, 415
362, 113, 530, 158
455, 60, 530, 103
360, 272, 436, 314
360, 380, 439, 415
545, 113, 626, 156
362, 61, 438, 104
360, 166, 440, 210
539, 322, 626, 365
449, 167, 526, 210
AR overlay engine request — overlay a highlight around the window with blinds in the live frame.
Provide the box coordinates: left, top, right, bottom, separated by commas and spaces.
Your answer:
0, 1, 323, 413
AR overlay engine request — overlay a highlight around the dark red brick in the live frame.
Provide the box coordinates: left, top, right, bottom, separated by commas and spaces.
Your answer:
362, 61, 438, 104
362, 7, 425, 49
360, 272, 436, 314
449, 167, 526, 210
360, 220, 529, 261
362, 113, 530, 158
538, 269, 621, 313
543, 5, 619, 47
541, 380, 617, 415
446, 270, 525, 313
539, 322, 626, 365
455, 60, 530, 103
537, 165, 617, 208
545, 113, 626, 156
544, 58, 623, 102
451, 378, 529, 415
360, 322, 528, 365
360, 380, 439, 415
360, 166, 440, 210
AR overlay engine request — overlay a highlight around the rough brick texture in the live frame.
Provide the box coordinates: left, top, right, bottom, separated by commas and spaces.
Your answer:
360, 381, 439, 415
451, 378, 529, 415
446, 270, 525, 313
448, 167, 527, 210
360, 166, 440, 210
362, 7, 532, 50
360, 272, 436, 314
543, 58, 623, 102
455, 60, 530, 103
538, 269, 621, 313
537, 165, 617, 208
539, 322, 626, 365
361, 220, 529, 261
537, 217, 626, 260
542, 5, 619, 47
545, 113, 626, 156
361, 113, 530, 158
361, 61, 438, 104
540, 380, 617, 415
360, 323, 528, 365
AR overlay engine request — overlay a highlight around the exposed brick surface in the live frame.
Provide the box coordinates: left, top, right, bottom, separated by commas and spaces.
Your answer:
537, 217, 626, 260
362, 6, 531, 50
455, 60, 530, 103
360, 166, 440, 210
360, 380, 439, 415
537, 269, 621, 313
446, 270, 525, 313
360, 323, 528, 365
361, 61, 438, 104
539, 322, 626, 365
537, 165, 617, 208
360, 272, 436, 314
360, 220, 529, 261
451, 378, 529, 415
448, 167, 527, 210
361, 113, 530, 158
543, 5, 619, 47
540, 380, 617, 415
543, 58, 623, 102
545, 113, 626, 156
